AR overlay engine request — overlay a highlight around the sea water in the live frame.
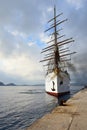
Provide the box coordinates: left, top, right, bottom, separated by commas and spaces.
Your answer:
0, 85, 84, 130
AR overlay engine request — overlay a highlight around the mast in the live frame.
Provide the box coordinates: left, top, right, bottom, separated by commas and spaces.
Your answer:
40, 6, 75, 74
54, 6, 60, 69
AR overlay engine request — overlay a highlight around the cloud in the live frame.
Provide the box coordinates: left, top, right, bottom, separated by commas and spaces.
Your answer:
1, 54, 42, 78
66, 0, 86, 10
67, 4, 87, 84
0, 0, 87, 85
0, 0, 55, 84
0, 0, 52, 35
70, 51, 87, 85
0, 45, 44, 84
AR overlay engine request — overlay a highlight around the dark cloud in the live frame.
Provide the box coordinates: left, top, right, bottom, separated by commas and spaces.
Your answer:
0, 0, 53, 35
71, 51, 87, 84
55, 0, 87, 85
68, 2, 87, 84
0, 0, 53, 56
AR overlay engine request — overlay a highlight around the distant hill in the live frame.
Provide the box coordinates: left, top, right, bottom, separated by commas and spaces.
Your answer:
0, 81, 16, 86
0, 81, 5, 86
0, 81, 44, 86
6, 83, 16, 86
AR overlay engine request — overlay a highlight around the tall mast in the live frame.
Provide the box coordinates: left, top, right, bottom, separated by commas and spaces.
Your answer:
40, 6, 75, 73
54, 6, 60, 69
54, 6, 57, 45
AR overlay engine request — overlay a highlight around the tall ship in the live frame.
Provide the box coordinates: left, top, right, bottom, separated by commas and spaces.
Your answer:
40, 6, 76, 97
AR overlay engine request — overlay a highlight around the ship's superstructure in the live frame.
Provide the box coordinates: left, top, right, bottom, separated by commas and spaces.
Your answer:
40, 6, 76, 97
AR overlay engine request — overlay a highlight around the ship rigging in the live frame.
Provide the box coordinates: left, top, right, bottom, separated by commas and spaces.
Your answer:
40, 6, 76, 97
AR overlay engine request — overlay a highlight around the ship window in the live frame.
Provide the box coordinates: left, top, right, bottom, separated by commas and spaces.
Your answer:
60, 81, 63, 85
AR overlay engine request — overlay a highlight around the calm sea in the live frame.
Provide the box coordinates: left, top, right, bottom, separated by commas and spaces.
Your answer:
0, 85, 84, 130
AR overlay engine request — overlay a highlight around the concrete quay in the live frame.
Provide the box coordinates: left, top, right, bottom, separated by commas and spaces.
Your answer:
26, 88, 87, 130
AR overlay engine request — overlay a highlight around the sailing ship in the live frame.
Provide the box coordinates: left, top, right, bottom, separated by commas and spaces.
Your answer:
40, 6, 76, 97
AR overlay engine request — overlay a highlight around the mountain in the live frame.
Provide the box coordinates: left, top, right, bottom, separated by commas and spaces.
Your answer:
0, 81, 16, 86
0, 81, 5, 86
6, 83, 16, 86
0, 81, 44, 86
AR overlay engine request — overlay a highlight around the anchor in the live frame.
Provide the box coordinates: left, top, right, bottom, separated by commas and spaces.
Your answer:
51, 81, 56, 91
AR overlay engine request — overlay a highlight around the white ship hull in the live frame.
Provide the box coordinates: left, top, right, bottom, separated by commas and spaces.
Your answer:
45, 71, 70, 97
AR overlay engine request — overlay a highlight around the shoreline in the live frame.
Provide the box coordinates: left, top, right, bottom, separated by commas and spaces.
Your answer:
26, 88, 87, 130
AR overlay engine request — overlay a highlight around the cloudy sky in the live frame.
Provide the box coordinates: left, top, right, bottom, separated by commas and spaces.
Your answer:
0, 0, 87, 85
